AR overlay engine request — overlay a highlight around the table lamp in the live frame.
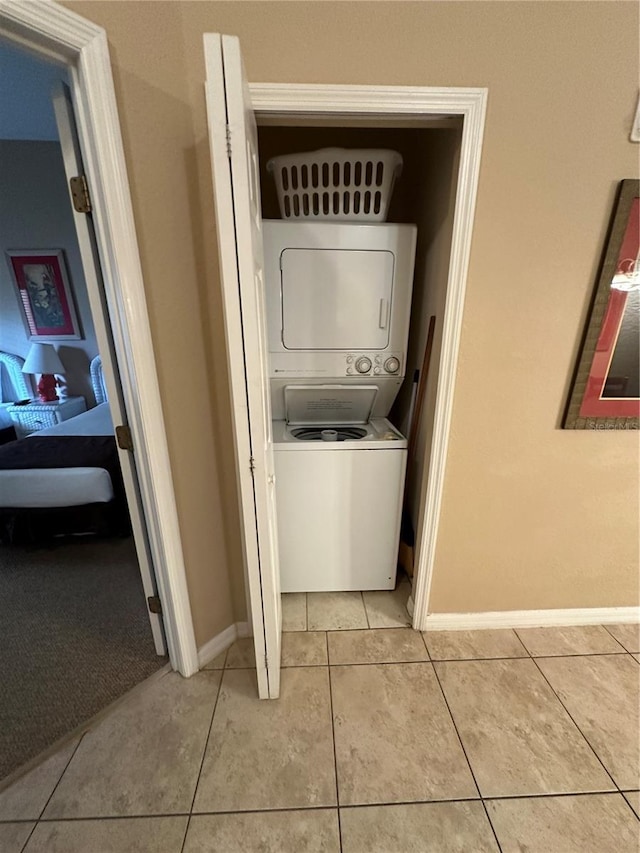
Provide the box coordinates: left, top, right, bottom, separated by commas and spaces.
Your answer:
22, 343, 65, 402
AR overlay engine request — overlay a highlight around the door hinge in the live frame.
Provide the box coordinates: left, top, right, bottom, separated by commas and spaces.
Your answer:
115, 424, 134, 452
147, 595, 162, 614
69, 175, 92, 213
249, 455, 256, 474
225, 124, 232, 158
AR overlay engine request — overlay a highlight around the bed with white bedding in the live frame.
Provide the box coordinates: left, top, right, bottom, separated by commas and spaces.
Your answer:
0, 355, 128, 542
36, 401, 114, 437
1, 404, 115, 508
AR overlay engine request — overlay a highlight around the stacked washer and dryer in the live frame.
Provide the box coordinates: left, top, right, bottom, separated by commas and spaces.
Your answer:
263, 149, 417, 593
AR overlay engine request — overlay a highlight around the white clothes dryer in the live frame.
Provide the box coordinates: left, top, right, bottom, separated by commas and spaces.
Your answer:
263, 220, 417, 421
273, 386, 407, 593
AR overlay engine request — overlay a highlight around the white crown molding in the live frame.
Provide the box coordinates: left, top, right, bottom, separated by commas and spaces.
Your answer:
424, 606, 640, 631
1, 0, 199, 676
251, 83, 487, 116
0, 0, 100, 58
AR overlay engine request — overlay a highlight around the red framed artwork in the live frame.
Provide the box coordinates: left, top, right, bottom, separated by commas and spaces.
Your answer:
564, 181, 639, 429
6, 249, 82, 341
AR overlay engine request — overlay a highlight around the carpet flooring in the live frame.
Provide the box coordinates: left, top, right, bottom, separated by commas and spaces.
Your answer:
0, 537, 166, 780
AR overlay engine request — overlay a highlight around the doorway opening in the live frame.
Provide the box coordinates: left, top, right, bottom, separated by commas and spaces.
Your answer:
0, 38, 170, 781
251, 90, 485, 641
0, 0, 197, 685
0, 1, 199, 779
256, 119, 463, 631
205, 34, 486, 698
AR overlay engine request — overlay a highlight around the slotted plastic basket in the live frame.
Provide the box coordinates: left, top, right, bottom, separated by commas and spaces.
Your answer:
266, 148, 403, 222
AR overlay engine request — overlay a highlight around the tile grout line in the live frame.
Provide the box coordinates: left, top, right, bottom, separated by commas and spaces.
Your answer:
419, 631, 431, 661
337, 788, 632, 808
9, 788, 633, 825
481, 789, 633, 803
362, 591, 371, 629
418, 633, 503, 853
427, 652, 631, 663
286, 623, 417, 634
526, 651, 630, 660
18, 813, 192, 824
513, 629, 623, 795
17, 732, 87, 853
326, 635, 343, 853
178, 670, 225, 853
226, 650, 631, 669
621, 791, 640, 820
37, 733, 85, 821
602, 624, 637, 655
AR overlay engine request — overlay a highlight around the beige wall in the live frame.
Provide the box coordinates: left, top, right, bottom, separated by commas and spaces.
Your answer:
65, 0, 639, 639
63, 0, 240, 644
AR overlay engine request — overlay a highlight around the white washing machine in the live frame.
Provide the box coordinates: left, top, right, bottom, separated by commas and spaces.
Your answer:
273, 386, 407, 593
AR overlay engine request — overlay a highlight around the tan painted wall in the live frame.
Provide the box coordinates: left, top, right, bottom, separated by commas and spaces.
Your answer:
62, 0, 239, 645
65, 0, 639, 638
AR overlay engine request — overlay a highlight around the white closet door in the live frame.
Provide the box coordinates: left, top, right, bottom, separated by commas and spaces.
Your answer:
52, 84, 166, 655
204, 34, 282, 699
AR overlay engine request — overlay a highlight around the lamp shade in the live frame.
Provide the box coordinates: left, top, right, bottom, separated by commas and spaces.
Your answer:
22, 343, 65, 376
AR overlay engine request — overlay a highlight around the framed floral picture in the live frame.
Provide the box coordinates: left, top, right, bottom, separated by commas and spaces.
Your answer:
6, 249, 82, 341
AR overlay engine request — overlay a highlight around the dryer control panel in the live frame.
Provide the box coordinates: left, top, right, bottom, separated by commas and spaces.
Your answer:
269, 350, 404, 379
345, 352, 403, 376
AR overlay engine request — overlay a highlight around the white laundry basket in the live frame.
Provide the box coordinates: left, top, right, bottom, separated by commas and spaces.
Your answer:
266, 148, 403, 222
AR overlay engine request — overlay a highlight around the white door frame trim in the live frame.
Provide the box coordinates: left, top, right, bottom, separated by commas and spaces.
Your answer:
0, 0, 198, 675
249, 83, 487, 631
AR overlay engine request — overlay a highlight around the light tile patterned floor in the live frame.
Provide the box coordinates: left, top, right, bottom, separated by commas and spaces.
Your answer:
0, 615, 638, 852
284, 581, 413, 632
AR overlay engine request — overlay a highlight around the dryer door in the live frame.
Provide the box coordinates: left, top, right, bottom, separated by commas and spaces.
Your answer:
281, 248, 394, 350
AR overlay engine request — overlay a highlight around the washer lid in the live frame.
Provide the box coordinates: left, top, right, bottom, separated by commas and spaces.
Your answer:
284, 385, 378, 425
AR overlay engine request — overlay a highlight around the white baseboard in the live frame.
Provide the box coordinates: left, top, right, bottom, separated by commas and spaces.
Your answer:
197, 621, 254, 668
423, 606, 640, 631
197, 623, 237, 668
200, 609, 638, 664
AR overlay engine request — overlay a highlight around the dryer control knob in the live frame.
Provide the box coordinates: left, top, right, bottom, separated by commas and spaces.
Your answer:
346, 367, 354, 375
384, 357, 400, 374
355, 357, 372, 374
346, 356, 353, 364
374, 367, 382, 375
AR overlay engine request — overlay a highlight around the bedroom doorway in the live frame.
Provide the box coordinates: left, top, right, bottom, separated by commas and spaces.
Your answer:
0, 0, 199, 682
0, 38, 170, 781
52, 80, 165, 655
0, 4, 197, 780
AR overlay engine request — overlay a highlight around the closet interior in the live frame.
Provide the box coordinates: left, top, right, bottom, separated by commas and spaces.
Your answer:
256, 118, 463, 595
